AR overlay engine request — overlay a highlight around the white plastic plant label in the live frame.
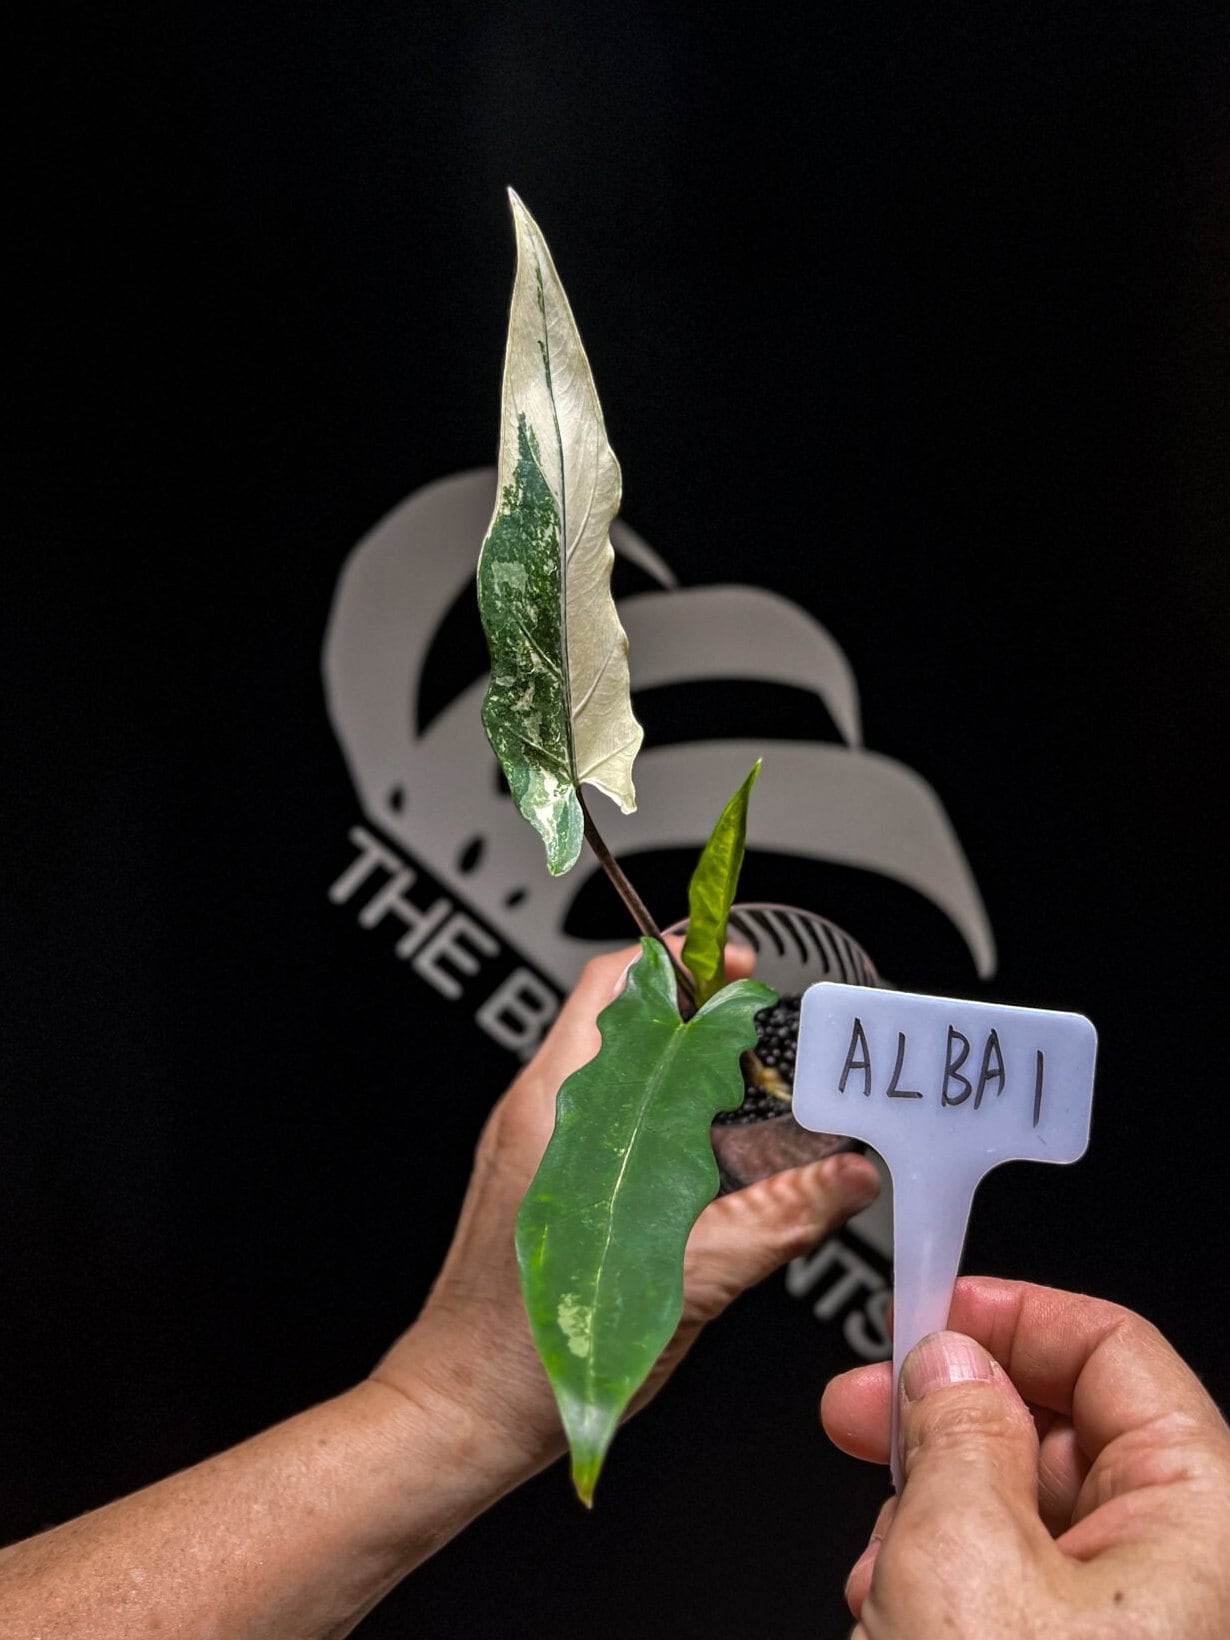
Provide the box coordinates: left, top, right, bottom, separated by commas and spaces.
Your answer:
793, 982, 1097, 1489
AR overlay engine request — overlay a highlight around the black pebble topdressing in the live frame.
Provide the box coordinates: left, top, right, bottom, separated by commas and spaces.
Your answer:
712, 993, 802, 1126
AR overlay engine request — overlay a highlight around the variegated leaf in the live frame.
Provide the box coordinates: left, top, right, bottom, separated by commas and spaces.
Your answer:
477, 190, 643, 875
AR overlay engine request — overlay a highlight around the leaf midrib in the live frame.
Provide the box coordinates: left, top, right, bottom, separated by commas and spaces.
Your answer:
533, 247, 578, 789
583, 1017, 688, 1396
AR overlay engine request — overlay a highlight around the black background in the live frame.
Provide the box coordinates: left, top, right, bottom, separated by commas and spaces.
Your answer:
8, 4, 1230, 1637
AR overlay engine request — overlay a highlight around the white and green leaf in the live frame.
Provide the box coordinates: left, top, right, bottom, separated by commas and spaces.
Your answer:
477, 190, 643, 875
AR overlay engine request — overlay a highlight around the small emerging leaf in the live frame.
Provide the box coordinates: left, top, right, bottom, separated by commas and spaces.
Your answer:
477, 190, 643, 875
516, 938, 776, 1503
682, 760, 762, 1006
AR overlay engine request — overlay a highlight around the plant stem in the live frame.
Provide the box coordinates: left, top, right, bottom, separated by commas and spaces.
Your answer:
579, 791, 697, 1015
578, 792, 780, 1113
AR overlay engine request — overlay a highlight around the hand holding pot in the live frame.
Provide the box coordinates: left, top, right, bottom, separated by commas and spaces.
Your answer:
821, 1276, 1230, 1638
0, 941, 879, 1640
376, 940, 882, 1482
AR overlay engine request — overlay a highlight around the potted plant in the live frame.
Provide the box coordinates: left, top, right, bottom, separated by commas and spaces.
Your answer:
477, 190, 874, 1505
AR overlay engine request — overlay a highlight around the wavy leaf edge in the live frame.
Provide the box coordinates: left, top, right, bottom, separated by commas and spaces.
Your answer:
516, 937, 777, 1503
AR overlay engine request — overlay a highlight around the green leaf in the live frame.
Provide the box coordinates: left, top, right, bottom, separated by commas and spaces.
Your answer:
477, 190, 643, 876
516, 938, 776, 1504
682, 760, 762, 1006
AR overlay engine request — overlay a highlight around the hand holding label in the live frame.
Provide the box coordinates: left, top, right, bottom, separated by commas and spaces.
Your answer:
793, 982, 1097, 1489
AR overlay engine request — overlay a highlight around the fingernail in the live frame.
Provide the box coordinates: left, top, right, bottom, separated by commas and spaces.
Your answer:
826, 1152, 880, 1215
901, 1331, 996, 1404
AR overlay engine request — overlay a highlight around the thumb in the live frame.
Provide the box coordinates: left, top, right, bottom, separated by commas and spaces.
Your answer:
867, 1332, 1051, 1616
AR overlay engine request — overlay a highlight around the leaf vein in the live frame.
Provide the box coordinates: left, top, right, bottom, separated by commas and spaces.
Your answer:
514, 616, 564, 678
584, 1027, 685, 1397
571, 632, 620, 714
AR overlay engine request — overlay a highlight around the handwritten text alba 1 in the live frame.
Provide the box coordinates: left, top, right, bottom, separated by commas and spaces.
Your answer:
794, 983, 1097, 1166
794, 983, 1097, 1490
839, 1016, 1045, 1124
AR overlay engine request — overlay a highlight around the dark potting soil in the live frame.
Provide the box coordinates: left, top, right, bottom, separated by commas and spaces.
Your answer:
710, 993, 864, 1195
712, 993, 802, 1126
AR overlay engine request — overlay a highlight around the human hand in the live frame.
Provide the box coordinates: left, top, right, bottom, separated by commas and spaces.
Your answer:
374, 942, 880, 1489
821, 1277, 1230, 1638
0, 944, 877, 1640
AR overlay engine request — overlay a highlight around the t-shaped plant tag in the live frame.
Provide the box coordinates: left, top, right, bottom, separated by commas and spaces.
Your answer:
794, 982, 1097, 1489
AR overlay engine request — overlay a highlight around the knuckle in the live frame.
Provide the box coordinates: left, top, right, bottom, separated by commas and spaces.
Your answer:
580, 945, 639, 987
904, 1392, 1031, 1467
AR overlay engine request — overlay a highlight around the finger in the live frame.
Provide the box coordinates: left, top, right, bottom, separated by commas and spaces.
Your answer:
825, 1281, 1222, 1553
844, 1494, 896, 1618
520, 944, 644, 1083
821, 1361, 1093, 1536
648, 932, 757, 1001
821, 1362, 893, 1464
532, 937, 754, 1097
944, 1277, 1228, 1462
485, 945, 644, 1171
881, 1332, 1053, 1601
681, 1150, 881, 1321
719, 941, 757, 980
560, 941, 645, 1024
1034, 1414, 1090, 1535
822, 1293, 1076, 1470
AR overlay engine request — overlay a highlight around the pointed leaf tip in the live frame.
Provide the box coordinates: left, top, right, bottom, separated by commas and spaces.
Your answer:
572, 1459, 599, 1509
682, 760, 763, 1006
516, 939, 774, 1502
